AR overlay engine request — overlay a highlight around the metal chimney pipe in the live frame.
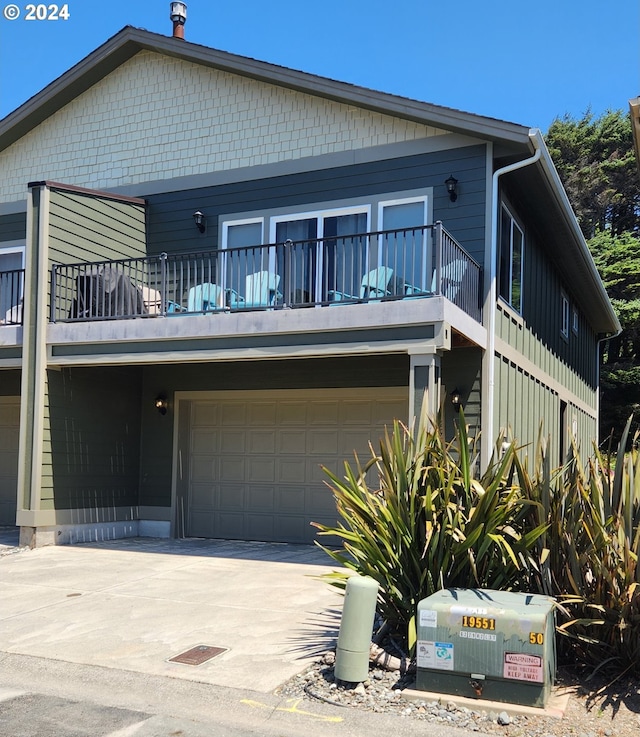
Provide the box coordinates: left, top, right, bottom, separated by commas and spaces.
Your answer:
169, 2, 187, 39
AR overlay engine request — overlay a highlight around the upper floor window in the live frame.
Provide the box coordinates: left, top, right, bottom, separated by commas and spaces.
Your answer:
561, 292, 570, 340
498, 204, 524, 313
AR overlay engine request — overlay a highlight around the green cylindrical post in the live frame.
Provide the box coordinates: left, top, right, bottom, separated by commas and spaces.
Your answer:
334, 574, 378, 683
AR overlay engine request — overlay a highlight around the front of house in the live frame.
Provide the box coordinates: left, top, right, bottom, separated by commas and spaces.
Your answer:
0, 26, 619, 546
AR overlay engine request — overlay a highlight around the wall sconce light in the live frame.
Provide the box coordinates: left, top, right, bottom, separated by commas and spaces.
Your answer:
193, 210, 206, 233
445, 175, 458, 202
155, 395, 168, 415
450, 388, 462, 410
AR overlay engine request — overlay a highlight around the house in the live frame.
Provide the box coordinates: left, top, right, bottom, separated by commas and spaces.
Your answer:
0, 22, 619, 547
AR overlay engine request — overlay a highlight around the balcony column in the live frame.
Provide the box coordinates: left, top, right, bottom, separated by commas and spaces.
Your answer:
408, 350, 441, 427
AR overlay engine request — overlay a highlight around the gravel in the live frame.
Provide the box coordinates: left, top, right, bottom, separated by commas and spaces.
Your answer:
276, 651, 640, 737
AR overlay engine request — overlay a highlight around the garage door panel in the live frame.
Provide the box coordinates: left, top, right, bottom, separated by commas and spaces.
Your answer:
190, 482, 215, 507
186, 389, 407, 543
308, 430, 338, 455
279, 458, 306, 482
220, 403, 247, 425
220, 458, 246, 481
341, 401, 373, 424
219, 485, 244, 510
192, 403, 218, 426
277, 487, 305, 514
0, 430, 18, 450
249, 402, 277, 425
247, 486, 274, 512
307, 401, 340, 424
275, 516, 306, 543
217, 512, 245, 538
189, 511, 215, 538
248, 431, 276, 454
191, 457, 218, 483
220, 430, 246, 454
278, 402, 308, 424
247, 514, 274, 540
278, 431, 306, 454
248, 458, 275, 482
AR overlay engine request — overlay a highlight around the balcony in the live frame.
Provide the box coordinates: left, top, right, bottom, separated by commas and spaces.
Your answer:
50, 223, 482, 326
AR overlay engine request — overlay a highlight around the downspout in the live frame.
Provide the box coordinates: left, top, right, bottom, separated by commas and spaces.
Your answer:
482, 130, 542, 470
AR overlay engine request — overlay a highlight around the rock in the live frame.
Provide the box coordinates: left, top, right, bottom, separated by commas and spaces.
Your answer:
352, 682, 366, 695
497, 711, 512, 726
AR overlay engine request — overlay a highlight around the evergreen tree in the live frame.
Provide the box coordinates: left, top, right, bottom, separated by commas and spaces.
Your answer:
545, 110, 640, 441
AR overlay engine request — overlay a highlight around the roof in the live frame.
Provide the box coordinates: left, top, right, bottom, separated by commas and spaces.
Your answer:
0, 25, 619, 335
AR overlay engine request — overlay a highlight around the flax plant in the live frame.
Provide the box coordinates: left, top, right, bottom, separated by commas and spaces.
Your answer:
530, 417, 640, 673
313, 410, 547, 646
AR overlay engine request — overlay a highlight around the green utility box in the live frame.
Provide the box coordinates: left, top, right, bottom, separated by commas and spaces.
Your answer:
416, 589, 555, 707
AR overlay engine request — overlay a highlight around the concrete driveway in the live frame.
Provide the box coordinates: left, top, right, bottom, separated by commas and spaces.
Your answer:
0, 534, 341, 693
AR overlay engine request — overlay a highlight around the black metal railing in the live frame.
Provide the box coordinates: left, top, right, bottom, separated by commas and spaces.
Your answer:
0, 269, 25, 326
50, 223, 482, 323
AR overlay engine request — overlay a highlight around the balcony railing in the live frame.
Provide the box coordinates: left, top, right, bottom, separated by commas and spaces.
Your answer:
0, 269, 24, 326
50, 222, 482, 324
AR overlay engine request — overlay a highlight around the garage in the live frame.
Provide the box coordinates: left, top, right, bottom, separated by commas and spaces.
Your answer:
0, 397, 20, 526
181, 388, 408, 543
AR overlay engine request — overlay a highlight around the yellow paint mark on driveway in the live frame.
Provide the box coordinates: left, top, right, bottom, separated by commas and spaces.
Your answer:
241, 698, 343, 723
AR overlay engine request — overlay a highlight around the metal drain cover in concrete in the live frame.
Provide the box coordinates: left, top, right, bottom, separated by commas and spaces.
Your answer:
169, 645, 228, 666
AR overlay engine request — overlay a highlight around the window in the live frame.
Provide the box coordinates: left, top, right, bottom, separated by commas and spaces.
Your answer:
498, 204, 524, 313
561, 292, 570, 339
378, 198, 429, 293
0, 245, 24, 323
572, 306, 579, 334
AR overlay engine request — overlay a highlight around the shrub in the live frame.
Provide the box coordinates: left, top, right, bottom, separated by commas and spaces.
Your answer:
313, 411, 547, 647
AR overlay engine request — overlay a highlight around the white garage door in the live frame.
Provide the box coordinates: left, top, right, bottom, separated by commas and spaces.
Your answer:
0, 398, 20, 526
185, 388, 408, 543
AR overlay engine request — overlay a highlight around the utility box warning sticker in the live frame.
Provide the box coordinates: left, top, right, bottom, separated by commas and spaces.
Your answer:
503, 652, 544, 683
416, 641, 454, 671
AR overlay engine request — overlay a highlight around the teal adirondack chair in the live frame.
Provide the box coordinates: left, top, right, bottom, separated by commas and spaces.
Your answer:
329, 266, 394, 302
228, 271, 281, 309
187, 283, 223, 312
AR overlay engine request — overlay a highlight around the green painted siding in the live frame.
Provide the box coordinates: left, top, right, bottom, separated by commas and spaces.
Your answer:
0, 212, 26, 242
441, 348, 482, 445
139, 354, 410, 507
144, 145, 488, 266
40, 366, 142, 511
0, 370, 20, 394
48, 188, 146, 267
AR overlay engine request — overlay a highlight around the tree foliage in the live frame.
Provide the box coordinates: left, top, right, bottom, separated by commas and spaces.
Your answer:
545, 111, 640, 441
546, 110, 640, 238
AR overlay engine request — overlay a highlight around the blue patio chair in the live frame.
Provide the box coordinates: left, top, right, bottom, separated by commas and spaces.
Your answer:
187, 283, 223, 313
439, 259, 468, 302
228, 271, 281, 309
329, 266, 394, 302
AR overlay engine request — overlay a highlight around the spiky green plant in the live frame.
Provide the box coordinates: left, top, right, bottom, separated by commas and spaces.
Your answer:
313, 410, 547, 645
534, 418, 640, 673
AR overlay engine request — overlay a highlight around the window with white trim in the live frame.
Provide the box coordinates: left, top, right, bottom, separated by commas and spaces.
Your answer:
498, 204, 524, 313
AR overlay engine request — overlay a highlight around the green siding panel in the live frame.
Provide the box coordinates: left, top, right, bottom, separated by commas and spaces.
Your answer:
48, 189, 146, 268
0, 212, 26, 242
42, 366, 142, 510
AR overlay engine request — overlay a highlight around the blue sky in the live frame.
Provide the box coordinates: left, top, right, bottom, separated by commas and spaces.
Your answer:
0, 0, 638, 130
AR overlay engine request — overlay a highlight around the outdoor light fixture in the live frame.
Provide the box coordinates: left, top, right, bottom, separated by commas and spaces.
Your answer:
155, 395, 168, 415
450, 388, 462, 409
193, 210, 206, 233
445, 175, 458, 202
